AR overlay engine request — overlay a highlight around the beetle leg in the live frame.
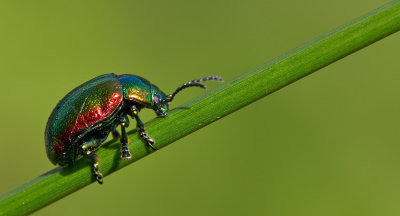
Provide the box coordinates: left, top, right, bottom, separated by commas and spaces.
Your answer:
85, 153, 103, 184
130, 106, 157, 150
112, 129, 120, 139
80, 141, 104, 184
119, 116, 132, 159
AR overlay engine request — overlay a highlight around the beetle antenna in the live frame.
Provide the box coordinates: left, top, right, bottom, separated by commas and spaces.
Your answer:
164, 76, 223, 103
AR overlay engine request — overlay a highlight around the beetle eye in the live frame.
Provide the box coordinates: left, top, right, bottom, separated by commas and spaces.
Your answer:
153, 95, 160, 106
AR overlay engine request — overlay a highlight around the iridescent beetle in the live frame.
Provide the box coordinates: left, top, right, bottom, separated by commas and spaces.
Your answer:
45, 74, 222, 183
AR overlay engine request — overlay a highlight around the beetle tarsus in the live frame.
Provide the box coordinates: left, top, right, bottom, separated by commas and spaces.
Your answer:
120, 145, 132, 159
95, 171, 103, 184
139, 131, 157, 150
92, 157, 103, 184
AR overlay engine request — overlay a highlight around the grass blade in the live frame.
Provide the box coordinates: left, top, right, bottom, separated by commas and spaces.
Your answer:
1, 1, 400, 215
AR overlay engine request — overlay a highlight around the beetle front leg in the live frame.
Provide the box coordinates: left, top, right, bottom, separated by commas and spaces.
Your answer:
130, 106, 157, 150
119, 116, 132, 159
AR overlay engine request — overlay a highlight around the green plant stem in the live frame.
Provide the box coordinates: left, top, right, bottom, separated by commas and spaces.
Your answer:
1, 1, 400, 215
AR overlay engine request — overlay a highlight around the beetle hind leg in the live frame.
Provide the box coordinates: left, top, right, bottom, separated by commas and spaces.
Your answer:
82, 154, 103, 184
88, 153, 103, 184
80, 140, 104, 184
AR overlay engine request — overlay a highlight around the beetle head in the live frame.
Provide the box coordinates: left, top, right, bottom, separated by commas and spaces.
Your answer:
151, 84, 169, 117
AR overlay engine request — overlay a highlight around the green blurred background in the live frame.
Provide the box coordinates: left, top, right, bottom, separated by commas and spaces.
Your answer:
1, 0, 399, 215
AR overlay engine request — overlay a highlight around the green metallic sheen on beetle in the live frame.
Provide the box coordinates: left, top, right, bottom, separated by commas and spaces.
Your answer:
45, 73, 222, 184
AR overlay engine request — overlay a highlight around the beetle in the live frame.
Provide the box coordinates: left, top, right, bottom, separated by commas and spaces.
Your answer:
45, 73, 222, 184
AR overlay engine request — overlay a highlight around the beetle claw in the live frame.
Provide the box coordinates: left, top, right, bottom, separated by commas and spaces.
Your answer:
147, 140, 157, 150
148, 143, 157, 150
147, 138, 155, 145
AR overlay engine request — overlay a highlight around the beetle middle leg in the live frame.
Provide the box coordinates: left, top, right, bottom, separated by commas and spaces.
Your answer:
130, 106, 157, 150
119, 115, 132, 159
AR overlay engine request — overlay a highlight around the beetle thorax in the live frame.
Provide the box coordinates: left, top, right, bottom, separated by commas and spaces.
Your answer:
118, 75, 153, 107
